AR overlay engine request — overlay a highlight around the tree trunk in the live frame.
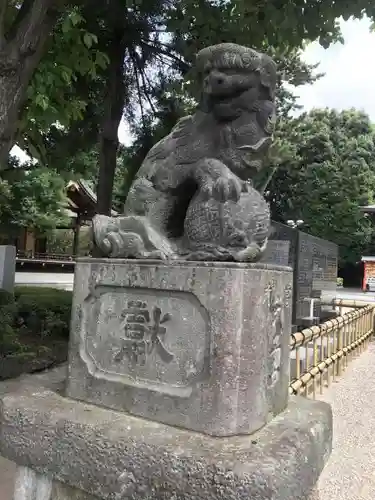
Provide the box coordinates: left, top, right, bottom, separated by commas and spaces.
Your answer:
0, 0, 59, 168
96, 27, 127, 216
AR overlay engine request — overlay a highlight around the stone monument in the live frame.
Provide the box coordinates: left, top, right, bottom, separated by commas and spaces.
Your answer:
0, 44, 331, 500
0, 245, 16, 293
93, 43, 275, 263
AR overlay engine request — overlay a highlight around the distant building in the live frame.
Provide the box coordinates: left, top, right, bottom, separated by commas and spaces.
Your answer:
14, 180, 117, 258
361, 256, 375, 291
359, 204, 375, 291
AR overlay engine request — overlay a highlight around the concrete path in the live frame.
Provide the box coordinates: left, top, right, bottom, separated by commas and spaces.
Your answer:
323, 288, 375, 302
15, 271, 74, 290
14, 273, 375, 298
318, 341, 375, 500
14, 272, 374, 300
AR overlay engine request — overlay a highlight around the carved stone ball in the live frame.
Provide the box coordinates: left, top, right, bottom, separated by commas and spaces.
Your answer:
184, 184, 270, 252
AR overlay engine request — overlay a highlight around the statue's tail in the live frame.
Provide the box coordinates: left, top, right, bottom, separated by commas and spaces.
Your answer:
92, 214, 177, 259
92, 215, 115, 255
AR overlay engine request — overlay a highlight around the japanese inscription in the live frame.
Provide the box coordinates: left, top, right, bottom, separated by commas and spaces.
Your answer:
265, 281, 286, 389
114, 300, 174, 366
80, 286, 210, 396
284, 283, 292, 308
266, 282, 292, 388
268, 285, 282, 388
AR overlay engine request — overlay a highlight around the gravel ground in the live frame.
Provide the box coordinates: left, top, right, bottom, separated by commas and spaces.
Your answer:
318, 341, 375, 500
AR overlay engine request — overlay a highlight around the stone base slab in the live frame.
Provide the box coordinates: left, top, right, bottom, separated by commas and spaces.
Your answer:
0, 388, 332, 500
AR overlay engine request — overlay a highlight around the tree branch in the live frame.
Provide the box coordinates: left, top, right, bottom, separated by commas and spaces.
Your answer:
9, 0, 60, 55
132, 51, 157, 115
96, 23, 127, 216
141, 40, 190, 71
141, 72, 157, 115
0, 0, 62, 168
6, 0, 34, 41
153, 53, 176, 70
131, 55, 146, 128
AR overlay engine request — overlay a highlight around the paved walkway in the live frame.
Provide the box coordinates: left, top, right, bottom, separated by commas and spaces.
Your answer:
2, 348, 375, 499
15, 271, 74, 290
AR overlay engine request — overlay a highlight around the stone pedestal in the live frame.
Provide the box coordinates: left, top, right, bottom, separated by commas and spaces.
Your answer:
0, 245, 16, 293
0, 258, 332, 500
67, 259, 293, 436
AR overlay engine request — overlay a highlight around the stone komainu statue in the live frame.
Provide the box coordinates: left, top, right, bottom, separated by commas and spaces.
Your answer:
93, 43, 277, 262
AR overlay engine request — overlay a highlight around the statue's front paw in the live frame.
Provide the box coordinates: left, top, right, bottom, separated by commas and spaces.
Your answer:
202, 175, 243, 203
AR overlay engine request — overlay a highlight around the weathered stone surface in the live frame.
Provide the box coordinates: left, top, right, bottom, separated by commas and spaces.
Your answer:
307, 489, 320, 500
0, 245, 15, 293
13, 466, 52, 500
66, 258, 292, 437
12, 466, 99, 500
93, 44, 277, 262
259, 240, 290, 266
0, 388, 332, 500
52, 481, 99, 500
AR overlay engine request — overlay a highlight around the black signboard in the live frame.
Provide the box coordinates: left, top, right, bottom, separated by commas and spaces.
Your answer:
269, 221, 338, 326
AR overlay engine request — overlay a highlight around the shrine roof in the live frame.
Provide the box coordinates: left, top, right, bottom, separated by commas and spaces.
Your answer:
66, 180, 117, 218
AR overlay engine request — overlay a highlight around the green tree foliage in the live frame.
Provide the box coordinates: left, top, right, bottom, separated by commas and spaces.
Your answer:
4, 0, 375, 230
266, 109, 375, 265
0, 0, 59, 167
46, 227, 92, 255
0, 156, 68, 234
0, 1, 108, 169
17, 7, 108, 166
0, 1, 109, 231
34, 0, 372, 215
168, 0, 375, 54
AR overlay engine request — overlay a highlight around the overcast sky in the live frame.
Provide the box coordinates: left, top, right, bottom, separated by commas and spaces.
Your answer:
12, 16, 375, 160
294, 16, 375, 117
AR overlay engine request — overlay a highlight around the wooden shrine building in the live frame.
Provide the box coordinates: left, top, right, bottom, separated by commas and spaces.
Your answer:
15, 180, 117, 259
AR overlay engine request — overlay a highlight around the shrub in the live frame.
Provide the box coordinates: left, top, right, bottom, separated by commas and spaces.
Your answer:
14, 286, 73, 339
0, 289, 17, 355
337, 277, 344, 288
0, 289, 15, 306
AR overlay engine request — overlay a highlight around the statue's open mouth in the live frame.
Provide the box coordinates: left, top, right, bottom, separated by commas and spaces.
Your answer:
208, 90, 244, 111
210, 87, 244, 100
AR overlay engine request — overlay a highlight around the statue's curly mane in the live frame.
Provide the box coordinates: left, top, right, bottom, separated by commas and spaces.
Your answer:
145, 113, 216, 167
